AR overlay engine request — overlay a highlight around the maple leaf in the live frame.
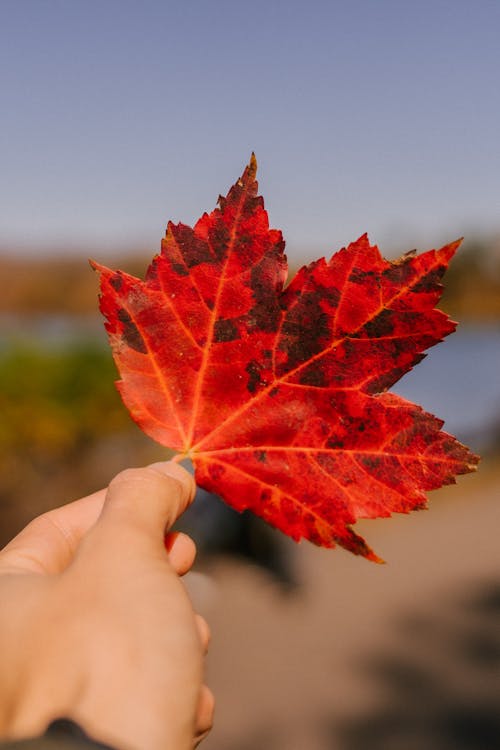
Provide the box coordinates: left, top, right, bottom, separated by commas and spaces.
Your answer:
93, 156, 479, 561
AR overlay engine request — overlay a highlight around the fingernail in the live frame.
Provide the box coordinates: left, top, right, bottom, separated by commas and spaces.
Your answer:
148, 461, 196, 502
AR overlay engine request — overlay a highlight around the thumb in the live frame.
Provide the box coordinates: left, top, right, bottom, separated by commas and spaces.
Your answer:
97, 462, 196, 544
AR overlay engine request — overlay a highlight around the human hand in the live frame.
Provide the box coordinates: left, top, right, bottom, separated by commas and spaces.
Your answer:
0, 462, 213, 750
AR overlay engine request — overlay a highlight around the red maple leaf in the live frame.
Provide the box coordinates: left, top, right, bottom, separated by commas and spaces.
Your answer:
93, 156, 478, 561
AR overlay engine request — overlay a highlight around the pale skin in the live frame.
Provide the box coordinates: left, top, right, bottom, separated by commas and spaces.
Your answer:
0, 462, 214, 750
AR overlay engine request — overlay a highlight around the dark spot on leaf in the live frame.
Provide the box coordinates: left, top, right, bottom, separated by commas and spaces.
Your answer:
307, 525, 325, 545
340, 527, 378, 559
110, 274, 124, 292
173, 224, 214, 267
359, 455, 383, 471
214, 318, 240, 343
353, 268, 378, 284
280, 287, 299, 310
383, 261, 414, 286
255, 450, 267, 463
117, 309, 147, 354
209, 222, 231, 261
348, 268, 368, 284
326, 437, 344, 449
270, 386, 280, 398
322, 285, 341, 307
208, 463, 225, 481
299, 367, 327, 387
364, 309, 395, 338
412, 267, 444, 292
171, 262, 189, 277
246, 360, 264, 394
343, 338, 355, 357
280, 290, 330, 373
391, 338, 409, 357
247, 255, 283, 333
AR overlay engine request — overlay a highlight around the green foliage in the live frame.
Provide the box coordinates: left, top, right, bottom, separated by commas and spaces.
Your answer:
0, 338, 168, 546
0, 342, 132, 461
439, 240, 500, 319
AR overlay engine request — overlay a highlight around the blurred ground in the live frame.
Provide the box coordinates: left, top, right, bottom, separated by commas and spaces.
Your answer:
189, 463, 500, 750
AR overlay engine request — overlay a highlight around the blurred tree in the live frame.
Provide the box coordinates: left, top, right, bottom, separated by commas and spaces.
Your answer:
440, 239, 500, 319
0, 343, 128, 458
0, 342, 165, 544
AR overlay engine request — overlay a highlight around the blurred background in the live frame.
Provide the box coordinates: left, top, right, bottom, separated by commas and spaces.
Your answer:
1, 1, 499, 748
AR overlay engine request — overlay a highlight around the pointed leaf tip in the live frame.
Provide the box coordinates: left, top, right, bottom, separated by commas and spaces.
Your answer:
89, 259, 105, 274
439, 237, 463, 262
246, 152, 257, 180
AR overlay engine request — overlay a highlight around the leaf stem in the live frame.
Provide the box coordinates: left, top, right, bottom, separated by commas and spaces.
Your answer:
170, 452, 185, 464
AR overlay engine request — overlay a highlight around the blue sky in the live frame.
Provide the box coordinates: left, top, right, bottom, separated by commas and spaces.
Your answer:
1, 0, 499, 261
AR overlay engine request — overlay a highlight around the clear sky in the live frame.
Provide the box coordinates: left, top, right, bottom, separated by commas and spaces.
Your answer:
1, 0, 499, 261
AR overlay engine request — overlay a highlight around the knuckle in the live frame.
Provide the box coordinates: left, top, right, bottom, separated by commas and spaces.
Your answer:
109, 466, 185, 500
199, 685, 215, 729
195, 614, 211, 650
109, 467, 145, 486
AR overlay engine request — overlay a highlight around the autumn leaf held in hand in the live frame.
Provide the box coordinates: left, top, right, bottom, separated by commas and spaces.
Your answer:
94, 156, 479, 561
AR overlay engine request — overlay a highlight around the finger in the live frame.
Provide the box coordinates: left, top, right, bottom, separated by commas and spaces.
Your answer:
0, 489, 107, 575
98, 462, 196, 543
195, 614, 211, 655
194, 684, 215, 745
165, 532, 197, 575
